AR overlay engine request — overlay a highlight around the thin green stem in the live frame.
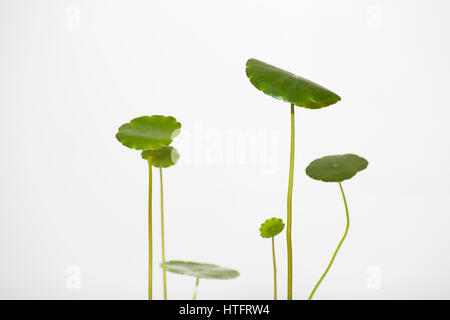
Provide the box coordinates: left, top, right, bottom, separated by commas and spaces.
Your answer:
193, 277, 200, 300
159, 168, 167, 300
272, 237, 277, 300
308, 181, 350, 300
147, 154, 153, 300
287, 103, 295, 300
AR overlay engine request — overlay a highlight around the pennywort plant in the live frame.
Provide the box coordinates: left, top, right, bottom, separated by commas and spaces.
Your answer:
259, 218, 285, 300
162, 261, 239, 300
305, 154, 368, 299
142, 146, 180, 300
246, 58, 340, 299
115, 115, 181, 300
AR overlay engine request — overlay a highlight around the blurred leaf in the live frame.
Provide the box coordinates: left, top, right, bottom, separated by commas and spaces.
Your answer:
141, 146, 180, 168
162, 261, 239, 280
259, 217, 285, 238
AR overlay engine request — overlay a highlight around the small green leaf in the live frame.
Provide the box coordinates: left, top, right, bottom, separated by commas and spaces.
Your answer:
116, 115, 181, 150
141, 146, 180, 168
305, 154, 368, 182
259, 217, 285, 238
246, 58, 341, 109
162, 261, 240, 280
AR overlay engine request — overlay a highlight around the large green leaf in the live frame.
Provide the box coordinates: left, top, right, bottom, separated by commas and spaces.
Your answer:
162, 261, 239, 280
259, 217, 285, 238
246, 58, 341, 109
116, 115, 181, 150
305, 154, 368, 182
141, 146, 180, 168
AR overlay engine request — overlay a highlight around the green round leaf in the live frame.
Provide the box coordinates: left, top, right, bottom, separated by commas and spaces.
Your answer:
162, 261, 239, 280
116, 115, 181, 150
141, 146, 180, 168
305, 154, 368, 182
259, 217, 285, 238
246, 58, 341, 109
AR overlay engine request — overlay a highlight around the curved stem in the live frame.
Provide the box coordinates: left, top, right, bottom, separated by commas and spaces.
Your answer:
308, 182, 350, 300
147, 153, 153, 300
272, 237, 277, 300
193, 277, 200, 300
160, 168, 167, 300
287, 104, 295, 300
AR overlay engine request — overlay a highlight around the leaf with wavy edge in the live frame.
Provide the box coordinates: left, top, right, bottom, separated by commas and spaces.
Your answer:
116, 115, 181, 150
141, 146, 180, 168
259, 217, 285, 238
306, 154, 368, 182
246, 58, 341, 109
161, 261, 239, 280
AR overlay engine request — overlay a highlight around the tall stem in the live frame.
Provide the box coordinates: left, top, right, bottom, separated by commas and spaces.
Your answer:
272, 237, 277, 300
147, 154, 153, 300
287, 104, 295, 300
308, 182, 350, 300
193, 277, 200, 300
160, 168, 167, 300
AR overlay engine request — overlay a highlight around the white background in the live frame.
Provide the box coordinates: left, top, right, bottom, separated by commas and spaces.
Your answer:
1, 0, 450, 299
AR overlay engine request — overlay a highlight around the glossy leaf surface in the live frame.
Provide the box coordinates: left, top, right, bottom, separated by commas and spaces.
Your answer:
116, 115, 181, 150
306, 154, 368, 182
246, 58, 341, 109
